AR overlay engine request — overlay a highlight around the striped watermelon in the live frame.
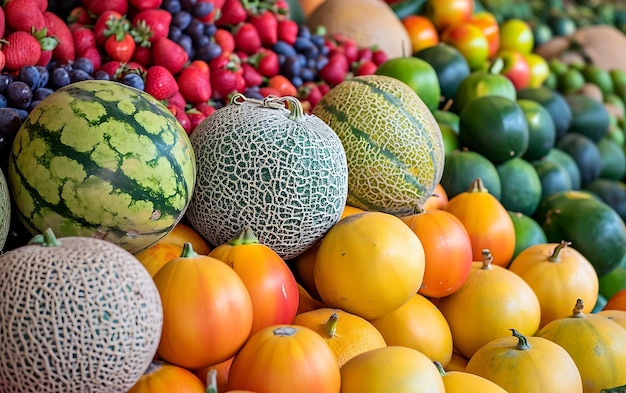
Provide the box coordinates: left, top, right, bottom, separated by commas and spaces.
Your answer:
312, 75, 445, 215
7, 80, 196, 254
0, 169, 9, 250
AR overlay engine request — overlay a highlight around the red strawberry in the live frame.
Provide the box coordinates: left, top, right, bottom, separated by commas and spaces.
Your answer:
131, 45, 152, 66
0, 7, 5, 40
241, 62, 263, 88
249, 48, 279, 78
216, 0, 247, 27
0, 52, 6, 72
213, 28, 235, 54
32, 0, 47, 11
372, 48, 388, 66
131, 9, 172, 44
319, 53, 349, 86
67, 6, 92, 26
277, 19, 298, 46
298, 81, 323, 109
89, 0, 128, 17
186, 108, 206, 131
151, 37, 188, 75
166, 91, 187, 109
357, 47, 373, 62
45, 11, 76, 64
233, 23, 261, 55
2, 31, 42, 71
98, 60, 124, 79
37, 49, 52, 67
105, 32, 136, 63
194, 102, 216, 117
178, 60, 212, 104
258, 86, 281, 98
78, 45, 102, 71
249, 10, 278, 47
144, 65, 179, 100
167, 103, 191, 134
94, 11, 124, 47
129, 0, 163, 11
354, 60, 377, 76
72, 27, 97, 55
211, 68, 243, 99
4, 0, 47, 33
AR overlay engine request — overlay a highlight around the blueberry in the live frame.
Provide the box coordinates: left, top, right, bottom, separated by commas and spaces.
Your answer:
69, 69, 93, 83
172, 11, 192, 30
300, 67, 315, 83
17, 66, 41, 89
194, 34, 211, 47
291, 75, 303, 88
6, 81, 32, 109
51, 67, 71, 88
298, 25, 311, 38
273, 41, 297, 58
94, 70, 110, 81
293, 37, 315, 54
162, 0, 182, 13
281, 56, 301, 80
194, 41, 222, 63
177, 34, 194, 58
73, 57, 94, 75
180, 0, 197, 10
121, 73, 145, 91
187, 18, 205, 41
192, 1, 213, 18
168, 25, 183, 42
204, 22, 217, 37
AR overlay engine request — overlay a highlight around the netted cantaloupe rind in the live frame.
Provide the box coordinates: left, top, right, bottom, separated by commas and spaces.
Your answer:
313, 75, 445, 216
0, 234, 163, 393
187, 95, 348, 260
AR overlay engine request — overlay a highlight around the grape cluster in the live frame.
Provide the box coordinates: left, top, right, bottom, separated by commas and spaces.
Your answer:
162, 0, 222, 63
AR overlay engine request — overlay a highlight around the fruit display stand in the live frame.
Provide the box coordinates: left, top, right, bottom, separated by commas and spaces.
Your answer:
0, 0, 626, 392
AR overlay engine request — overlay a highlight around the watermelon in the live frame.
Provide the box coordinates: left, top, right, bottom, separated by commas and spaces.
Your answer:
187, 94, 348, 260
312, 75, 445, 215
7, 80, 196, 254
0, 169, 9, 250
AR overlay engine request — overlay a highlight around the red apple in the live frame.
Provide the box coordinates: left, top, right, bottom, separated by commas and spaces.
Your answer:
497, 50, 531, 90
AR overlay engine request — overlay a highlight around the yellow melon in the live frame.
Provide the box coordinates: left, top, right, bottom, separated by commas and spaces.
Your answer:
305, 0, 412, 59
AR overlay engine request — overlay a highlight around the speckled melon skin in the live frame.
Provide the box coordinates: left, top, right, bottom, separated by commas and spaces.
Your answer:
7, 80, 196, 254
0, 170, 10, 250
313, 75, 445, 216
0, 233, 163, 393
187, 97, 348, 260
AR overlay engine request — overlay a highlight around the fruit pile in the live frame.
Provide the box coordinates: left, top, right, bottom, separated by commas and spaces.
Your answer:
1, 0, 626, 392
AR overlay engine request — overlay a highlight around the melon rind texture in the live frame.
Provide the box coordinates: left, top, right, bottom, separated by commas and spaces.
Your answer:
0, 235, 163, 393
187, 99, 348, 260
0, 169, 10, 250
313, 75, 445, 216
7, 80, 196, 255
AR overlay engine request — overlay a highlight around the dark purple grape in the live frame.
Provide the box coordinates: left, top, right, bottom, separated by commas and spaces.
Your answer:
121, 73, 145, 91
187, 18, 205, 42
27, 100, 41, 112
291, 75, 303, 88
298, 25, 311, 38
0, 94, 7, 108
177, 34, 194, 58
280, 56, 301, 80
6, 81, 32, 109
51, 67, 71, 88
311, 34, 325, 49
273, 41, 298, 58
94, 70, 111, 80
172, 10, 192, 30
180, 0, 197, 10
300, 67, 315, 82
297, 53, 307, 67
69, 69, 93, 83
204, 22, 217, 37
293, 37, 315, 54
73, 57, 94, 75
192, 1, 213, 18
244, 86, 264, 100
0, 74, 13, 94
32, 87, 54, 101
168, 25, 183, 42
12, 108, 29, 122
36, 66, 49, 89
17, 66, 41, 89
194, 41, 222, 63
315, 55, 329, 71
162, 0, 182, 13
194, 34, 210, 47
0, 107, 22, 165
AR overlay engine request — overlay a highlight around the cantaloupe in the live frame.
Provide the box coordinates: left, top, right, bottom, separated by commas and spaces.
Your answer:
312, 75, 445, 216
305, 0, 412, 59
186, 94, 348, 260
0, 229, 163, 393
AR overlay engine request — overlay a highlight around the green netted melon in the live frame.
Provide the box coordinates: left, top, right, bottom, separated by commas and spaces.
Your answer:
312, 75, 445, 215
0, 169, 10, 250
7, 80, 196, 254
0, 229, 163, 393
186, 94, 348, 260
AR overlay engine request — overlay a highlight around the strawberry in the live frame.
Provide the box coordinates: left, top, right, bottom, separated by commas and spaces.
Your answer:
249, 10, 278, 48
258, 86, 281, 98
241, 62, 263, 88
216, 0, 247, 27
2, 31, 43, 71
131, 9, 172, 44
249, 48, 279, 78
233, 23, 261, 55
144, 65, 179, 100
194, 101, 216, 117
94, 11, 124, 47
211, 67, 244, 99
357, 47, 373, 62
4, 0, 47, 33
372, 48, 388, 66
78, 45, 102, 71
186, 108, 206, 132
213, 28, 235, 54
67, 6, 92, 26
105, 31, 136, 63
167, 103, 191, 134
353, 59, 377, 76
44, 11, 76, 64
32, 0, 47, 12
129, 0, 163, 11
0, 51, 6, 72
298, 81, 323, 109
89, 0, 128, 17
37, 49, 52, 67
277, 19, 298, 46
178, 60, 212, 105
72, 27, 97, 55
98, 60, 124, 79
131, 45, 152, 66
151, 37, 188, 75
319, 53, 349, 86
166, 91, 187, 109
0, 7, 5, 40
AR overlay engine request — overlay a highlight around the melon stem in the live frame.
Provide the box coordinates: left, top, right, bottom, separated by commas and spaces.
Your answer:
180, 242, 198, 258
481, 249, 494, 270
229, 226, 260, 246
509, 328, 531, 351
468, 177, 488, 193
433, 361, 447, 377
324, 310, 339, 338
571, 299, 586, 318
28, 227, 61, 247
548, 240, 572, 262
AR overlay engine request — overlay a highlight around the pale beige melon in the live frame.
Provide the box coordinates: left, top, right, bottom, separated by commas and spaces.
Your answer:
306, 0, 412, 59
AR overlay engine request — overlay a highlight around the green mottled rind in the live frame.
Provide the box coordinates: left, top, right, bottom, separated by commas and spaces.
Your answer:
7, 80, 196, 254
0, 170, 10, 250
313, 75, 445, 216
